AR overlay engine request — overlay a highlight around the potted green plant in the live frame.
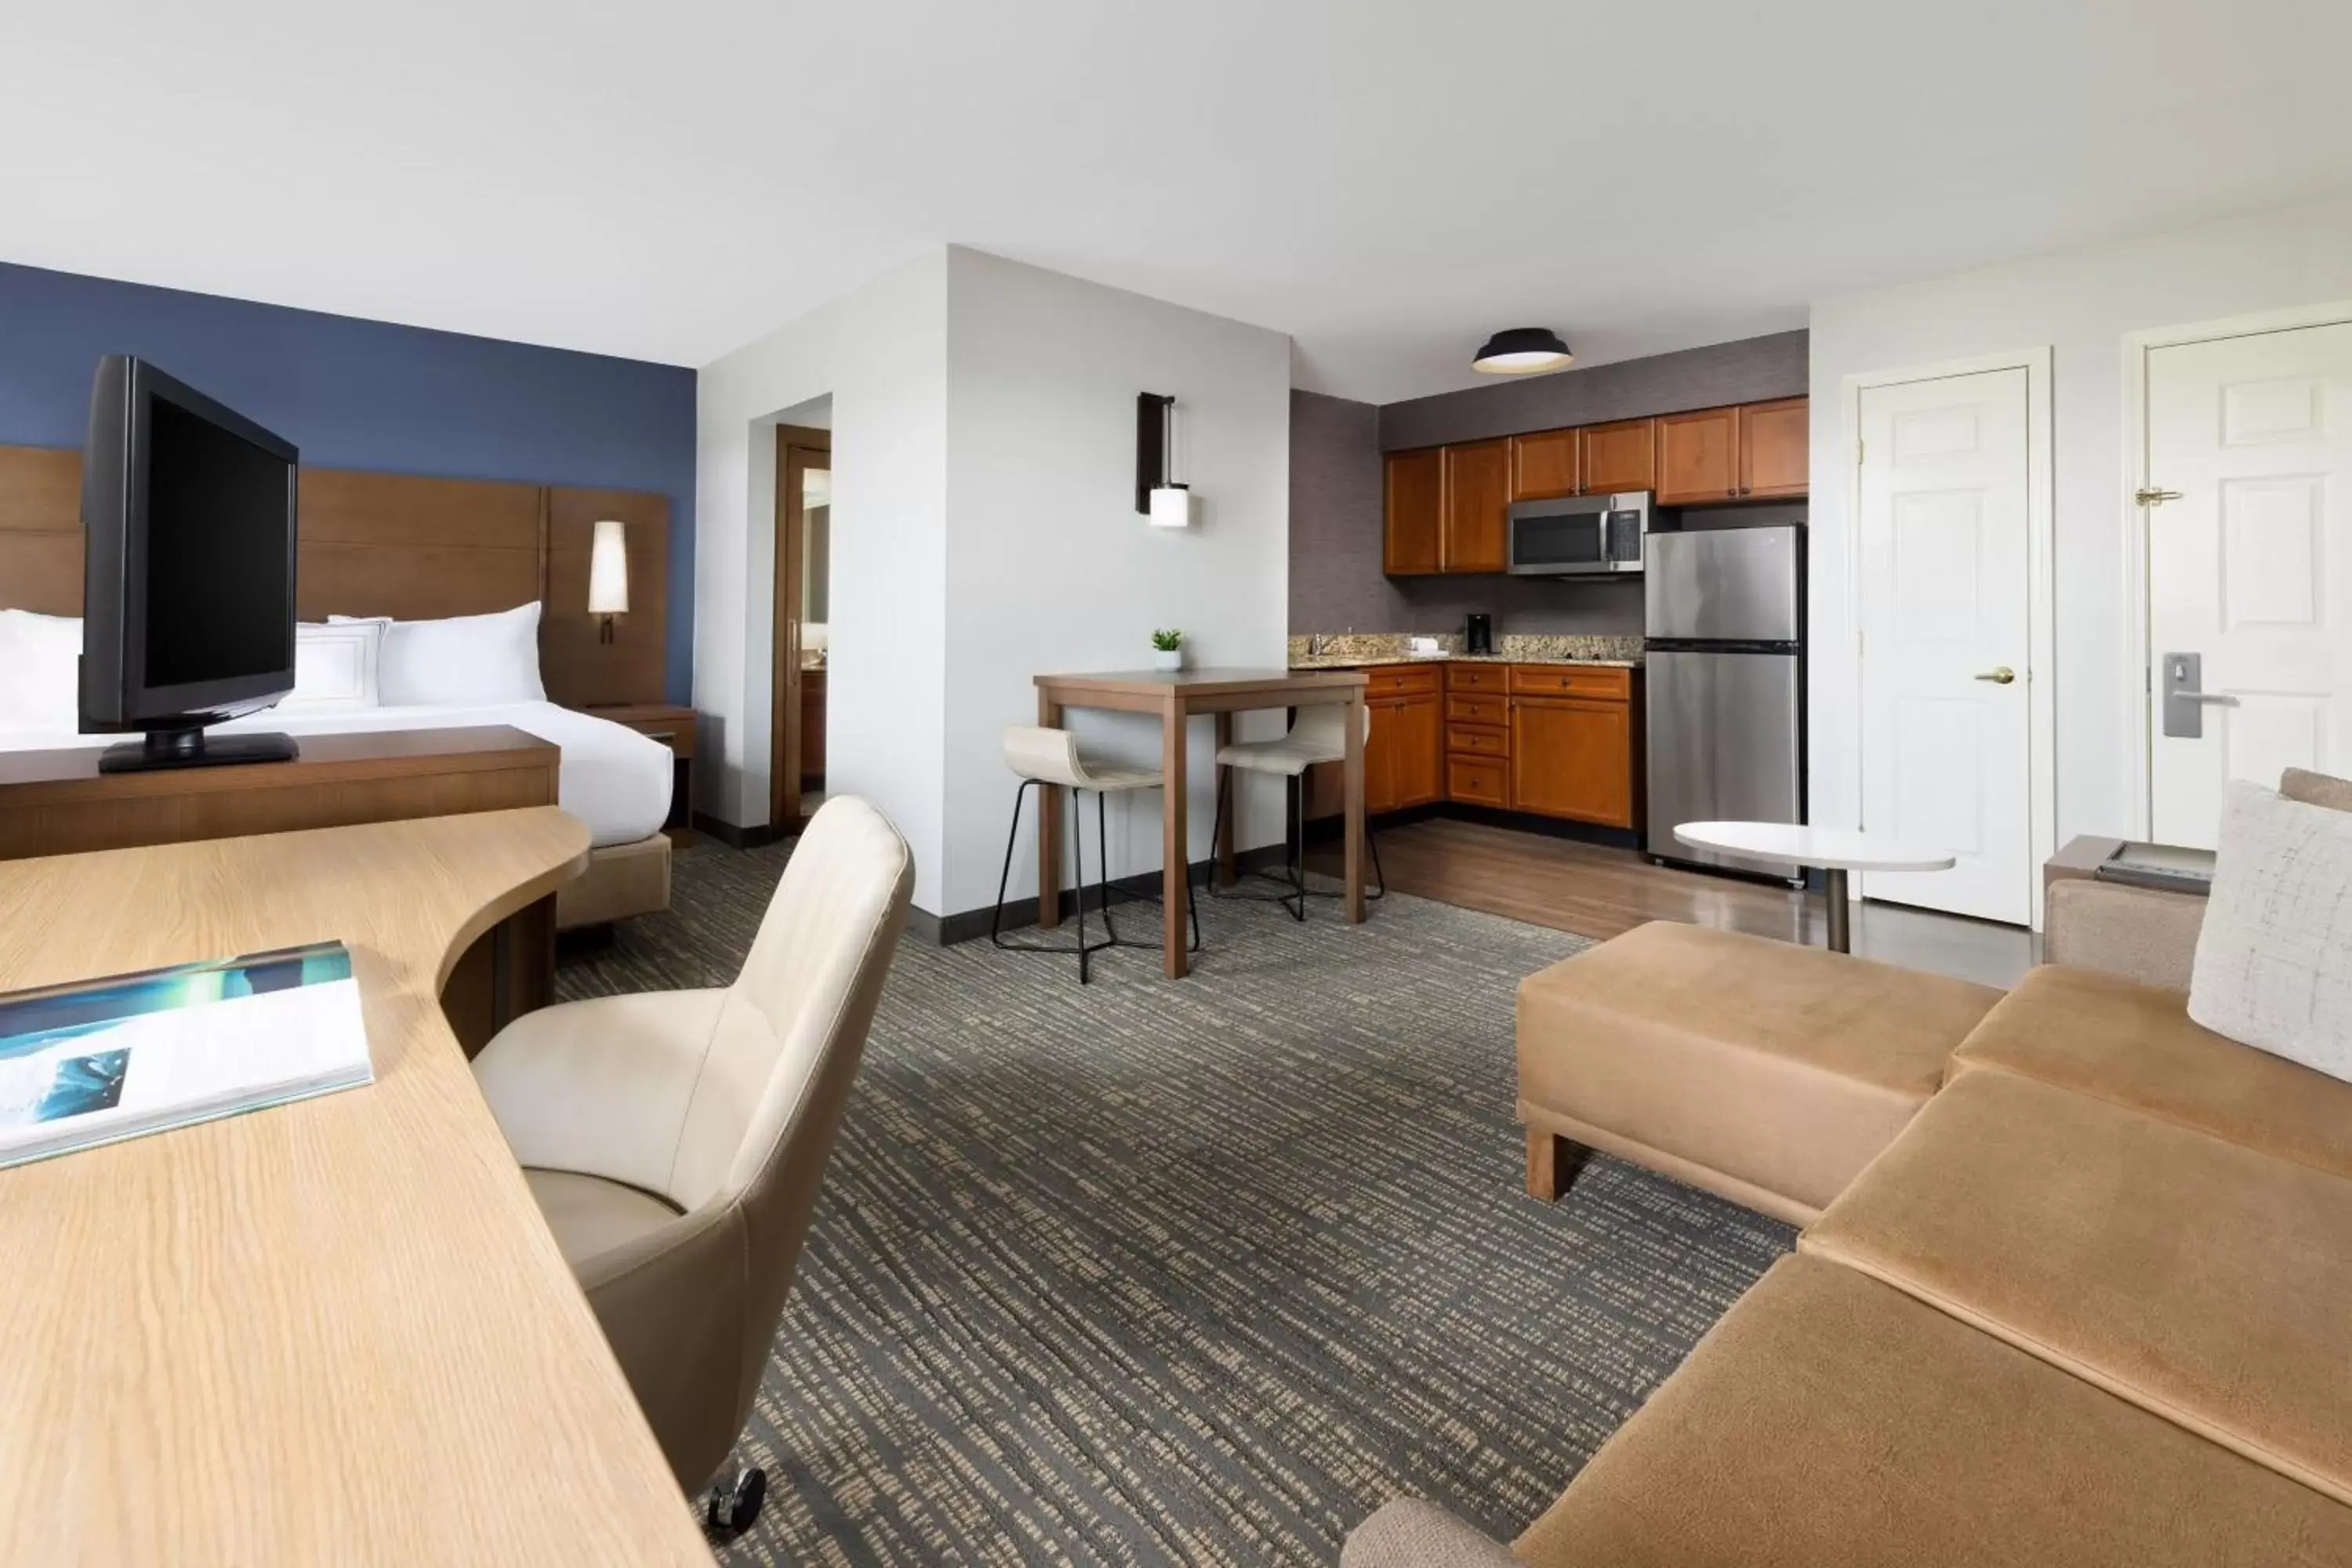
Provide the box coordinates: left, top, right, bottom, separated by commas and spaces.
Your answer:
1151, 628, 1185, 673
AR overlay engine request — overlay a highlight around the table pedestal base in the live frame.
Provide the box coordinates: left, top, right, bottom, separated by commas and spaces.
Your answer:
1824, 866, 1850, 953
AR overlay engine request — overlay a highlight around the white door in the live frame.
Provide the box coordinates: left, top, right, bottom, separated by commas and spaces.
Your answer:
2147, 322, 2352, 846
1857, 368, 2034, 924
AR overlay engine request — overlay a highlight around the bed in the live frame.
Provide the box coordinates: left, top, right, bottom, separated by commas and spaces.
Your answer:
0, 445, 679, 929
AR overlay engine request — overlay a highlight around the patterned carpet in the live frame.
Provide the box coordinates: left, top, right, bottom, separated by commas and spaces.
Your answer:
556, 839, 1795, 1566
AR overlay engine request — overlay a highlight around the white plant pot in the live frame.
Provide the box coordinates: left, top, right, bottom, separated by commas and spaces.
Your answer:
1152, 648, 1184, 672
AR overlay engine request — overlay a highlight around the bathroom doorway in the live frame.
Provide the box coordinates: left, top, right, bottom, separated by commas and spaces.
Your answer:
771, 421, 831, 829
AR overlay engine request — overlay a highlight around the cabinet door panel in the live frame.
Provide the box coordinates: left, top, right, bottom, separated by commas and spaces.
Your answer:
1657, 406, 1740, 504
1509, 697, 1635, 826
1384, 448, 1443, 575
1580, 419, 1657, 494
1441, 440, 1510, 574
1362, 699, 1400, 815
1392, 695, 1443, 807
1740, 397, 1809, 498
1509, 428, 1580, 501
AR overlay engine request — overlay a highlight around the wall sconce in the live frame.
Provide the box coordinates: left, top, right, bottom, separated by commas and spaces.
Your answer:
1136, 391, 1198, 528
588, 517, 630, 643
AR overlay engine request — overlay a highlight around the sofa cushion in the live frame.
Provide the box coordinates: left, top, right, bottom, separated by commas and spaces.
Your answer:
2188, 781, 2352, 1080
1802, 1070, 2352, 1504
1951, 964, 2352, 1178
2282, 765, 2352, 812
1517, 922, 2000, 1221
1512, 1254, 2352, 1568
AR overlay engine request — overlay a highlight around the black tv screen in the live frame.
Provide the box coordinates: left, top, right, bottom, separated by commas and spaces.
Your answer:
81, 357, 299, 739
142, 398, 294, 688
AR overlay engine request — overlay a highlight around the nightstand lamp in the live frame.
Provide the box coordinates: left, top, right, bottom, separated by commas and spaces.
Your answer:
589, 518, 629, 644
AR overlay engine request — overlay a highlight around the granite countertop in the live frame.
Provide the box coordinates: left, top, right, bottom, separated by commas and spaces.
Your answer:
1289, 652, 1642, 670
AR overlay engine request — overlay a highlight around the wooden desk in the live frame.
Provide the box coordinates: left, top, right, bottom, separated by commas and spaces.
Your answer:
0, 811, 709, 1564
1033, 667, 1371, 978
0, 728, 565, 1054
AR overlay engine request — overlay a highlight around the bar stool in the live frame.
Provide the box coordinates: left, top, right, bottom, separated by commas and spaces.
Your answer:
1203, 705, 1385, 920
991, 725, 1201, 984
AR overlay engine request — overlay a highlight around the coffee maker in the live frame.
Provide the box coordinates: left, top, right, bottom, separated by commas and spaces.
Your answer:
1465, 612, 1494, 655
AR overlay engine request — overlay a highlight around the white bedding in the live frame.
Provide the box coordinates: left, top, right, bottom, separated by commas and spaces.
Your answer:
0, 701, 673, 849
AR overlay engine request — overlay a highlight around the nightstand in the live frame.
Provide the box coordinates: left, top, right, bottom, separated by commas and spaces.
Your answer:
582, 702, 697, 845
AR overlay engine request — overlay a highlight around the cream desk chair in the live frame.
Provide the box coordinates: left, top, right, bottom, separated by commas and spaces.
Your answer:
473, 796, 913, 1539
992, 724, 1200, 983
1204, 703, 1385, 920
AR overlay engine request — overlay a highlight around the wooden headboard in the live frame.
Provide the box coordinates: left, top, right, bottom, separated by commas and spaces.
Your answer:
0, 445, 667, 709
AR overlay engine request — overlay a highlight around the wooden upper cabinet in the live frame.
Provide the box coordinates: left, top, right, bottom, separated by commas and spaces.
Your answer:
1441, 439, 1510, 574
1508, 427, 1579, 501
1740, 397, 1809, 499
1384, 448, 1443, 575
1580, 419, 1657, 495
1656, 405, 1740, 504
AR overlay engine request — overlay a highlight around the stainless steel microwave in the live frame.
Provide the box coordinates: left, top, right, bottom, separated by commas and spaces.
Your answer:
1507, 492, 1650, 576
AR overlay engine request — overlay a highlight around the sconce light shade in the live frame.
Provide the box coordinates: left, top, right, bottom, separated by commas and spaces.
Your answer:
588, 519, 630, 615
1472, 327, 1573, 376
1149, 484, 1198, 529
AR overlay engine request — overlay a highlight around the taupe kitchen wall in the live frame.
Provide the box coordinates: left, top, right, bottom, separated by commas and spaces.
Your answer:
1289, 331, 1809, 635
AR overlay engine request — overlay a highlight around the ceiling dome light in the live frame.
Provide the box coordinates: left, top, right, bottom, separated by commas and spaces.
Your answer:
1472, 327, 1574, 376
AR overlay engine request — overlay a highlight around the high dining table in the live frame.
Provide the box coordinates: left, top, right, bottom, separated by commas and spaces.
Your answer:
1033, 666, 1372, 978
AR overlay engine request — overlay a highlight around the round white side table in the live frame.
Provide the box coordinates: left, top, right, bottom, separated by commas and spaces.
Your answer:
1671, 822, 1956, 953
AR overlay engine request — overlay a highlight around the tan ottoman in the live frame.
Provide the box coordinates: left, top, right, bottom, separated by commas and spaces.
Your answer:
1517, 922, 2001, 1224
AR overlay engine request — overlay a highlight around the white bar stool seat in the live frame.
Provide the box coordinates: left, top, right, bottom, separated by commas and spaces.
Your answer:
1205, 706, 1384, 920
993, 725, 1200, 983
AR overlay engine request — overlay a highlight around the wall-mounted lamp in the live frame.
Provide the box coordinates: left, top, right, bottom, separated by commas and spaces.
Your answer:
1137, 391, 1199, 528
588, 517, 630, 643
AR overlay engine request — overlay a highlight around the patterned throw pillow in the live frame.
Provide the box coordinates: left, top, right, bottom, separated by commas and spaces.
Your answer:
2188, 782, 2352, 1080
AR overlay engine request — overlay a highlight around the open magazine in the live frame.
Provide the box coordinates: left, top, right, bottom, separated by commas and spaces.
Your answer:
0, 942, 372, 1171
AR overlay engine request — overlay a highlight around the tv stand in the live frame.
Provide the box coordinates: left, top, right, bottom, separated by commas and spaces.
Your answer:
97, 728, 299, 774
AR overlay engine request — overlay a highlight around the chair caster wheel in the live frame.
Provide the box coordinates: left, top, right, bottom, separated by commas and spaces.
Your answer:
705, 1464, 766, 1541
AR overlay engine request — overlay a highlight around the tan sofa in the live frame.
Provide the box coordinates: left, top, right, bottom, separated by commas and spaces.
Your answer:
1349, 863, 2352, 1563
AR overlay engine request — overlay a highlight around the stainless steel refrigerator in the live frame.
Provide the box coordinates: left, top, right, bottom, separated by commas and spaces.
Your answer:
1644, 524, 1805, 879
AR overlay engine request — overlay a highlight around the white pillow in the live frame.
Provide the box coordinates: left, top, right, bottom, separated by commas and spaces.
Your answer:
285, 621, 386, 711
332, 603, 544, 706
2187, 780, 2352, 1080
0, 609, 82, 733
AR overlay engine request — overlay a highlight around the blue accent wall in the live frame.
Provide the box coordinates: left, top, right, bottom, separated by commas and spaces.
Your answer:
0, 260, 697, 703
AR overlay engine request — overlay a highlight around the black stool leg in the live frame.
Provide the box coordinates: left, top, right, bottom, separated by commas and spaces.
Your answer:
991, 779, 1034, 946
992, 778, 1115, 984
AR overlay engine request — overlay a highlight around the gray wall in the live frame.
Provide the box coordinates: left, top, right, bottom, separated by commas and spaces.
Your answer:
1290, 331, 1809, 635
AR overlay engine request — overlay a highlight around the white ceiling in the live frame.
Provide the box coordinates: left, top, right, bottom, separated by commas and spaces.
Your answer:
5, 1, 2350, 404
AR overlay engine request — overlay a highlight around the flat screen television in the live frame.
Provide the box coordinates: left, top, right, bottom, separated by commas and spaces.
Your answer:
80, 357, 300, 772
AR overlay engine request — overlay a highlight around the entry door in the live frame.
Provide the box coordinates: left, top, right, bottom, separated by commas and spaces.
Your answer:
1857, 368, 2033, 924
2147, 321, 2352, 846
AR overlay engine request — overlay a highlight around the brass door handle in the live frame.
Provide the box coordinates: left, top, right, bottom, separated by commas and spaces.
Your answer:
1974, 666, 2016, 684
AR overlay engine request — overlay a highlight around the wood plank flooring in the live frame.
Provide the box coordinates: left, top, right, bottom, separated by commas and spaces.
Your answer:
1311, 817, 2035, 988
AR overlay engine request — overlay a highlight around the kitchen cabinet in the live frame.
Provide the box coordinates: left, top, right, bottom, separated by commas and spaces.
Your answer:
1740, 397, 1809, 499
1384, 448, 1443, 575
1510, 696, 1639, 828
1580, 418, 1657, 495
1308, 661, 1639, 827
1508, 428, 1580, 501
1362, 690, 1442, 814
1657, 398, 1811, 503
1441, 439, 1510, 573
1657, 405, 1740, 504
